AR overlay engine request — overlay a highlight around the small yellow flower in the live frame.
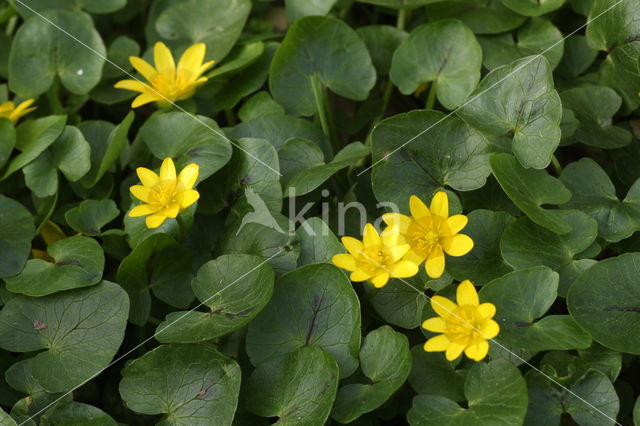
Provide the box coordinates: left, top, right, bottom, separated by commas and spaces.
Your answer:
114, 42, 215, 108
0, 98, 36, 123
423, 280, 499, 361
332, 223, 419, 288
129, 158, 200, 229
383, 192, 473, 279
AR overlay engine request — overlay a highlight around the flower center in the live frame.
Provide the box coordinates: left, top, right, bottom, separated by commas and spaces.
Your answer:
358, 245, 392, 274
152, 71, 195, 100
445, 305, 484, 344
151, 180, 179, 208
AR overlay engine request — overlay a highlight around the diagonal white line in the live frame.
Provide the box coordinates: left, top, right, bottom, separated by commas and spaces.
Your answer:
358, 0, 626, 176
356, 250, 622, 425
13, 0, 282, 177
19, 250, 284, 425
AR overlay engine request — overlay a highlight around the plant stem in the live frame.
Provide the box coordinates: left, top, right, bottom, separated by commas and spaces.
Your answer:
311, 74, 340, 152
339, 0, 354, 19
47, 77, 64, 115
551, 155, 563, 175
224, 108, 237, 126
397, 8, 407, 31
425, 81, 437, 110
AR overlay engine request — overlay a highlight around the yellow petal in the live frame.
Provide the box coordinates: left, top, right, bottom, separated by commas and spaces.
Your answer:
179, 189, 200, 209
130, 185, 153, 203
131, 93, 158, 108
177, 163, 199, 189
382, 212, 412, 233
441, 234, 474, 257
390, 260, 418, 278
130, 56, 158, 82
425, 245, 445, 278
342, 236, 363, 256
145, 214, 166, 229
332, 254, 357, 271
362, 223, 381, 248
136, 167, 159, 186
388, 244, 410, 262
129, 204, 160, 217
444, 215, 468, 235
410, 195, 430, 219
197, 60, 215, 75
114, 79, 148, 93
404, 249, 426, 265
422, 317, 447, 333
153, 42, 176, 79
13, 98, 35, 114
481, 319, 500, 339
350, 269, 371, 282
0, 101, 15, 113
430, 295, 457, 318
445, 342, 465, 361
162, 203, 180, 218
430, 191, 449, 218
381, 224, 399, 247
424, 334, 450, 352
464, 340, 489, 361
177, 43, 206, 76
477, 303, 496, 320
370, 272, 390, 288
160, 158, 176, 181
456, 280, 479, 307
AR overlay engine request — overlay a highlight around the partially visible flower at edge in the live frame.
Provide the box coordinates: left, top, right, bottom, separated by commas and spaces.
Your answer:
0, 98, 36, 123
114, 42, 215, 108
129, 158, 200, 229
332, 223, 419, 288
383, 192, 473, 279
422, 280, 499, 362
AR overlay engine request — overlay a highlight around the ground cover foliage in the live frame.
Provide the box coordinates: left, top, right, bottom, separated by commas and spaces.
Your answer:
0, 0, 639, 425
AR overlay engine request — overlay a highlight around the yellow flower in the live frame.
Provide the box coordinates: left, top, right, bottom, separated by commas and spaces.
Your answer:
0, 98, 36, 123
114, 42, 215, 108
382, 192, 473, 279
129, 158, 200, 229
422, 280, 499, 361
332, 223, 419, 288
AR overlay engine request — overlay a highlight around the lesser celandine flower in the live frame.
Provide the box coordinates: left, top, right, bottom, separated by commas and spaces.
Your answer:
114, 42, 215, 108
332, 223, 419, 288
383, 192, 473, 279
0, 98, 36, 123
129, 158, 200, 229
423, 280, 499, 361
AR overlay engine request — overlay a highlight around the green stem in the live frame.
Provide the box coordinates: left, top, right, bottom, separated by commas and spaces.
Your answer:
551, 155, 563, 175
339, 0, 354, 19
47, 77, 64, 115
425, 81, 437, 110
4, 14, 17, 36
397, 8, 407, 31
224, 108, 237, 126
311, 74, 339, 152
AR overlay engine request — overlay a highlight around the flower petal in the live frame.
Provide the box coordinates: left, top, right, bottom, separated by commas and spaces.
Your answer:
381, 224, 399, 247
370, 272, 390, 288
481, 319, 500, 339
136, 167, 159, 186
130, 185, 153, 203
464, 340, 489, 361
162, 203, 180, 218
388, 244, 410, 262
129, 56, 158, 82
382, 212, 412, 233
445, 342, 465, 361
422, 317, 447, 333
114, 79, 148, 93
160, 158, 176, 181
145, 214, 166, 229
390, 260, 418, 278
429, 191, 449, 218
430, 295, 457, 318
131, 93, 158, 108
445, 215, 468, 235
362, 223, 381, 248
409, 195, 430, 219
477, 303, 496, 320
342, 237, 363, 256
153, 42, 176, 79
425, 245, 445, 278
179, 189, 200, 209
350, 269, 371, 282
177, 43, 206, 75
177, 163, 199, 189
332, 254, 357, 271
404, 249, 426, 265
129, 204, 160, 217
457, 280, 479, 307
424, 334, 450, 352
441, 234, 474, 256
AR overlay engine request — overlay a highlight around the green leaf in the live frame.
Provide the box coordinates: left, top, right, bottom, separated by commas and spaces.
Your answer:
117, 233, 194, 326
0, 118, 15, 169
269, 16, 376, 116
154, 0, 251, 63
557, 35, 599, 77
600, 41, 640, 111
139, 111, 232, 182
0, 281, 129, 392
296, 217, 344, 267
458, 56, 562, 169
390, 19, 481, 109
285, 0, 338, 20
246, 263, 361, 378
408, 345, 466, 401
5, 236, 104, 297
155, 254, 274, 343
246, 346, 339, 424
568, 253, 640, 354
1, 115, 66, 181
366, 276, 427, 329
40, 402, 117, 426
479, 267, 591, 351
585, 0, 640, 51
0, 408, 15, 426
285, 142, 369, 196
205, 41, 265, 79
500, 0, 565, 16
238, 91, 285, 122
11, 0, 127, 16
50, 126, 91, 182
102, 35, 140, 79
357, 25, 407, 77
79, 112, 134, 187
559, 86, 631, 149
119, 344, 241, 426
407, 359, 528, 425
278, 138, 325, 188
490, 153, 572, 234
425, 0, 527, 35
331, 326, 411, 423
560, 158, 640, 242
355, 0, 442, 8
500, 210, 598, 271
371, 110, 491, 208
478, 18, 564, 70
64, 199, 120, 236
9, 10, 105, 97
634, 396, 640, 426
447, 210, 514, 285
23, 151, 57, 198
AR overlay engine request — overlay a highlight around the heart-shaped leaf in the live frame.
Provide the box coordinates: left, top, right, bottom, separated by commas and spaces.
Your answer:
296, 217, 344, 267
408, 345, 466, 401
425, 0, 527, 35
586, 0, 640, 51
500, 0, 565, 16
0, 195, 34, 278
65, 199, 120, 236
